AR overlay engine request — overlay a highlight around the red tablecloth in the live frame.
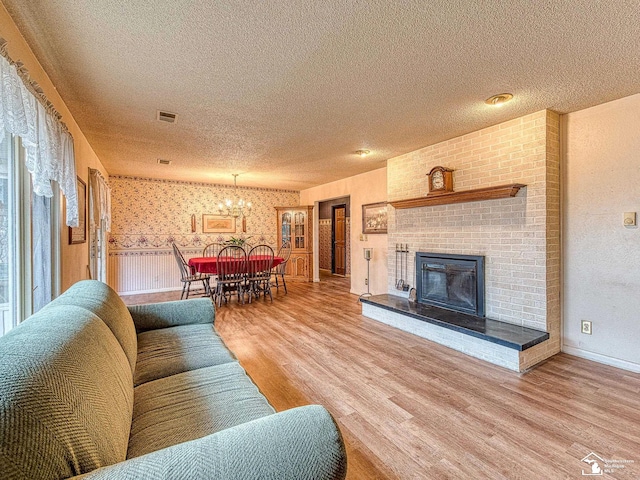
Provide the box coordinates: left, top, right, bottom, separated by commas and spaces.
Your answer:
189, 255, 284, 275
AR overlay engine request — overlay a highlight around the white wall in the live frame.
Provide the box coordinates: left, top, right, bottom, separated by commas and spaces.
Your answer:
563, 93, 640, 372
300, 168, 388, 296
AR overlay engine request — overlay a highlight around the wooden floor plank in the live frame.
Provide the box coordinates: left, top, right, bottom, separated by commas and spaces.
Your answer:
122, 274, 640, 479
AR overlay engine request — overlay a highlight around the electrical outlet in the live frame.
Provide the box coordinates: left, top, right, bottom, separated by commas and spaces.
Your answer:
581, 320, 592, 335
364, 278, 368, 285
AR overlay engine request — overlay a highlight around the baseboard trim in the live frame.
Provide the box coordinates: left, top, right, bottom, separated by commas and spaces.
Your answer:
562, 346, 640, 373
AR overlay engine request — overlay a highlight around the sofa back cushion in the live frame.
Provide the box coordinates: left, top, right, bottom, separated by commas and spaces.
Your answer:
0, 305, 134, 479
53, 280, 137, 374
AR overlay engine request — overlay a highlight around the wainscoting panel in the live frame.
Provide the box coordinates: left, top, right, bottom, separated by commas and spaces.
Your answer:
108, 249, 202, 295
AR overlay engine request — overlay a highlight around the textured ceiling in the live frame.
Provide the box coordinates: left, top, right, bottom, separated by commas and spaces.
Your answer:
3, 0, 640, 190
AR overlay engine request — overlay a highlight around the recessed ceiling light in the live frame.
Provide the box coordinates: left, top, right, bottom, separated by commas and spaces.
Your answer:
485, 93, 513, 107
355, 149, 371, 157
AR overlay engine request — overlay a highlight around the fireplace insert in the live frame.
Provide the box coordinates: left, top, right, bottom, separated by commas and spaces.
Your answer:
415, 252, 485, 317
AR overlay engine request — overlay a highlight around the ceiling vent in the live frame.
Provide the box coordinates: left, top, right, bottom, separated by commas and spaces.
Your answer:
156, 110, 177, 124
157, 158, 172, 165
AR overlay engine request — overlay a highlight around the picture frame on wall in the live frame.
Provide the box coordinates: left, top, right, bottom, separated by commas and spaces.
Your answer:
202, 214, 236, 233
362, 202, 388, 234
69, 177, 87, 244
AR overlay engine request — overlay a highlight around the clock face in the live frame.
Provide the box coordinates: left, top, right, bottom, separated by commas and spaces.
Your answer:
432, 170, 445, 190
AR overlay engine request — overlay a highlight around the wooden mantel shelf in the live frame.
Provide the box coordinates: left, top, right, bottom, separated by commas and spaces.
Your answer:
389, 183, 526, 209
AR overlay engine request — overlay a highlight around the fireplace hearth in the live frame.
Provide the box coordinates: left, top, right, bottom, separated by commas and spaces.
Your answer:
416, 252, 485, 317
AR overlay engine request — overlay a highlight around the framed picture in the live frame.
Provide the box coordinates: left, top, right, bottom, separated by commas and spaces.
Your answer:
362, 202, 388, 234
202, 214, 236, 233
69, 177, 86, 244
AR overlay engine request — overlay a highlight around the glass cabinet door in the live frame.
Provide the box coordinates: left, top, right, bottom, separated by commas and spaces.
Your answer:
294, 211, 305, 249
281, 212, 291, 246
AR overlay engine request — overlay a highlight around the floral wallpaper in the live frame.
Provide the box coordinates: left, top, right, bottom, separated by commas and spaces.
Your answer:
319, 219, 331, 270
109, 176, 299, 251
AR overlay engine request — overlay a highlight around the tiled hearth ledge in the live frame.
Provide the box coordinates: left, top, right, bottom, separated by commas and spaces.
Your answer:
360, 295, 550, 372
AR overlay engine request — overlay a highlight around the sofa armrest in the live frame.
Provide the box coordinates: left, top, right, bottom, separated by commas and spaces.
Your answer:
72, 405, 347, 480
128, 298, 215, 333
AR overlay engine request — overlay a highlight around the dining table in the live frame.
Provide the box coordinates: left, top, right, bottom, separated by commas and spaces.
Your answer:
188, 255, 284, 275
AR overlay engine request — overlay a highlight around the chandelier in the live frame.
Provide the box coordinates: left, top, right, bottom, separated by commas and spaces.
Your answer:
218, 174, 252, 219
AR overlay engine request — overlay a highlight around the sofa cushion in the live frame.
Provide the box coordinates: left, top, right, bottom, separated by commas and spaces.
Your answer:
52, 280, 138, 375
0, 305, 134, 479
134, 323, 236, 386
127, 362, 275, 459
128, 298, 215, 333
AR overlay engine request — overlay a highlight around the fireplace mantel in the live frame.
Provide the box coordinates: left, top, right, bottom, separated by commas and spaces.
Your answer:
389, 183, 526, 209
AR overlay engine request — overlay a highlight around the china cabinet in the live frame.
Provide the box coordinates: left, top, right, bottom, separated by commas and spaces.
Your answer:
276, 206, 313, 282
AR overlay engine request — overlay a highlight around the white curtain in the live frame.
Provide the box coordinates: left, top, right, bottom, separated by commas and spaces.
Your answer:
0, 38, 78, 227
89, 168, 110, 281
31, 193, 52, 312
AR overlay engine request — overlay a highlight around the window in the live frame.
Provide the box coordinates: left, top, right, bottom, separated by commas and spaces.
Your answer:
0, 131, 59, 336
0, 132, 15, 334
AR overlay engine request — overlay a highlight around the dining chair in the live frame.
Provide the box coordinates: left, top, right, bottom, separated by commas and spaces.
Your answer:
273, 240, 291, 294
202, 242, 224, 257
171, 243, 212, 300
246, 244, 274, 303
201, 243, 224, 296
214, 245, 247, 307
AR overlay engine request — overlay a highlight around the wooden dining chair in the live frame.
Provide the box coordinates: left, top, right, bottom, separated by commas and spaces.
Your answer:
214, 245, 247, 307
202, 242, 224, 257
273, 240, 291, 294
246, 244, 274, 303
171, 243, 212, 300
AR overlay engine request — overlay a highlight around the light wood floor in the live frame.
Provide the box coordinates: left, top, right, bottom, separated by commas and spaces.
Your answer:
122, 275, 640, 479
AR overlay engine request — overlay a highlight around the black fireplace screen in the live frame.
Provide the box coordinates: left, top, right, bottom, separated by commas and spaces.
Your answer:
416, 253, 485, 317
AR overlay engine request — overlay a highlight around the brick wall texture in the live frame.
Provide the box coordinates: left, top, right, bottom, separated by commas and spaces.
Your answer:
387, 110, 561, 369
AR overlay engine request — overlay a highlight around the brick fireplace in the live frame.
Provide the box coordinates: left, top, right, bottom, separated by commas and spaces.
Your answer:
362, 110, 560, 372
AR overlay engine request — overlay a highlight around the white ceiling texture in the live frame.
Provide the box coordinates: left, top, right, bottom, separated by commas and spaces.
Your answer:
3, 0, 640, 190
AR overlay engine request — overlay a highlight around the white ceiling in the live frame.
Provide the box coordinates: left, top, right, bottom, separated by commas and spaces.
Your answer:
3, 0, 640, 190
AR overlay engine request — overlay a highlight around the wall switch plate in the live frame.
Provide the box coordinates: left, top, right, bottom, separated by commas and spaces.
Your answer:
623, 212, 637, 227
581, 320, 592, 335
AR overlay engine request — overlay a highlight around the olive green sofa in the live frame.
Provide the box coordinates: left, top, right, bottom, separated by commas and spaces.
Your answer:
0, 280, 346, 479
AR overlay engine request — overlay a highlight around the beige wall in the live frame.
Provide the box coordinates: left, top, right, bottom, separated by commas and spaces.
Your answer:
300, 168, 388, 296
387, 111, 561, 370
563, 93, 640, 372
0, 4, 108, 291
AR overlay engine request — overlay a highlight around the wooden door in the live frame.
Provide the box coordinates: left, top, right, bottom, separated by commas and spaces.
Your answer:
333, 206, 346, 275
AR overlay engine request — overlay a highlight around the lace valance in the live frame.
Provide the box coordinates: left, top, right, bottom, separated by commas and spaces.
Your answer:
0, 38, 79, 227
